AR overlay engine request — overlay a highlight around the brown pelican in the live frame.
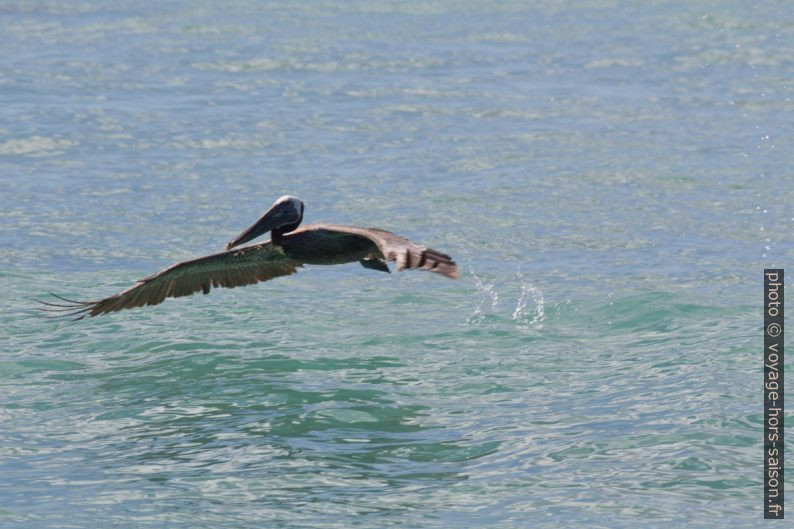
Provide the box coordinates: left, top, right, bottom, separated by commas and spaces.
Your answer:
41, 195, 459, 319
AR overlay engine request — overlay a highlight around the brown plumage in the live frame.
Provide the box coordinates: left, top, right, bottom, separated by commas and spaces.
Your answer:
40, 196, 458, 319
283, 223, 458, 277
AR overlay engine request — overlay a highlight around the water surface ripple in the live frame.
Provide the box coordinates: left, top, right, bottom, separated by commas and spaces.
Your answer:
1, 1, 791, 528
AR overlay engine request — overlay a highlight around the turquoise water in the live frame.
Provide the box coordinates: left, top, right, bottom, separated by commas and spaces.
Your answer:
1, 1, 792, 527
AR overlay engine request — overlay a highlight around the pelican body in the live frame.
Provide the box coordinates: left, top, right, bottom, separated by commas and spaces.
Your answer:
43, 196, 458, 319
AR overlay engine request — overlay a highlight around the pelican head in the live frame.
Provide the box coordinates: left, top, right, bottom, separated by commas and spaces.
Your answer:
226, 195, 304, 250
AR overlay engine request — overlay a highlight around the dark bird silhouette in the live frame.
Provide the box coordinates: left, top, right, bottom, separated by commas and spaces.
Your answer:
41, 195, 459, 319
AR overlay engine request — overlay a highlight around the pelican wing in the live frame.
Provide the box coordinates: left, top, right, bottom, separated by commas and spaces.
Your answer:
309, 223, 459, 279
41, 242, 301, 319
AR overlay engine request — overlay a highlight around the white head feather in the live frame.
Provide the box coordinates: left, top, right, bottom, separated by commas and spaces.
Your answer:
274, 195, 303, 215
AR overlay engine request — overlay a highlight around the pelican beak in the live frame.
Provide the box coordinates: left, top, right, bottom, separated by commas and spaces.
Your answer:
226, 201, 299, 250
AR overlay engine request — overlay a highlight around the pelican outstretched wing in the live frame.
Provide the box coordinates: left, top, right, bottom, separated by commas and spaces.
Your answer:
40, 242, 301, 319
306, 223, 459, 279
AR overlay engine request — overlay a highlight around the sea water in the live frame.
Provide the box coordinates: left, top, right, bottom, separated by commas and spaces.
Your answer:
1, 1, 791, 527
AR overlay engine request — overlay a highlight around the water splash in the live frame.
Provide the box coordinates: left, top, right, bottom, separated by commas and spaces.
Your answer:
470, 267, 499, 323
469, 267, 543, 327
512, 282, 544, 326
